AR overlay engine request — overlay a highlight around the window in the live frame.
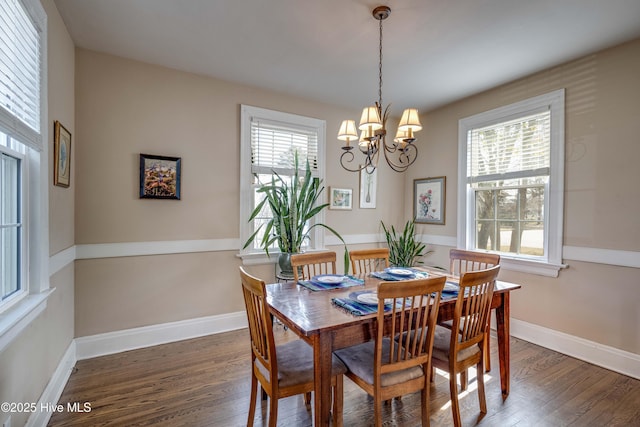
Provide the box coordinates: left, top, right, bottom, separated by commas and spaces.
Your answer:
239, 105, 326, 260
458, 90, 565, 277
1, 137, 25, 306
0, 0, 48, 338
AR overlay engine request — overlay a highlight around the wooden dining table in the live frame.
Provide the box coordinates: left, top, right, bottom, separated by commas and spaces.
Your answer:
266, 268, 521, 426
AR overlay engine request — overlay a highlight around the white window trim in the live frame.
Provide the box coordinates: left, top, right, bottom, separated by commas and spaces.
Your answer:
0, 0, 51, 348
457, 89, 567, 277
238, 105, 326, 263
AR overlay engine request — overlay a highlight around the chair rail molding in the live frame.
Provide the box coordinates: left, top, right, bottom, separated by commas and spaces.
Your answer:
54, 240, 639, 270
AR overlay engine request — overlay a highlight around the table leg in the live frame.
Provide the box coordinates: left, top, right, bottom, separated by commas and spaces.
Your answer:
313, 332, 334, 426
495, 292, 511, 400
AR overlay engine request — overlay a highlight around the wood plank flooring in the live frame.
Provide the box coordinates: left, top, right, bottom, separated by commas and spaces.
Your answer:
49, 325, 640, 426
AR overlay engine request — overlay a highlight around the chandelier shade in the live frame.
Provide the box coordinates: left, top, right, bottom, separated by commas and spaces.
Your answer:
337, 119, 358, 148
359, 107, 383, 131
337, 5, 421, 174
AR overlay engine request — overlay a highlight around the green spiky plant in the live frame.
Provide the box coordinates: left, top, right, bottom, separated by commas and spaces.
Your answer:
381, 219, 431, 267
243, 154, 349, 273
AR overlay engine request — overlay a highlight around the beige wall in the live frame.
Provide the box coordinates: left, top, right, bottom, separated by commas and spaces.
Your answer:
408, 39, 640, 354
73, 49, 404, 336
73, 40, 640, 353
0, 0, 76, 425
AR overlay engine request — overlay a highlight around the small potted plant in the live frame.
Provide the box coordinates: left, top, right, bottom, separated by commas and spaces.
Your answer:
243, 154, 348, 276
381, 219, 431, 267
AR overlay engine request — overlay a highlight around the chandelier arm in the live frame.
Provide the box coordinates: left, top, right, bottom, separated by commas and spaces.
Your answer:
340, 149, 380, 173
382, 140, 418, 172
381, 135, 399, 153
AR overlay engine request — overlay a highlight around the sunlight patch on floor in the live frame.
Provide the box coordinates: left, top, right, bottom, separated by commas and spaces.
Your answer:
434, 367, 494, 412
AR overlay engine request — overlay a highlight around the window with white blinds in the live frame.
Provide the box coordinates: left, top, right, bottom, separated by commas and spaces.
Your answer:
250, 118, 319, 177
0, 0, 47, 324
468, 110, 550, 184
0, 0, 43, 151
458, 90, 565, 276
240, 105, 326, 258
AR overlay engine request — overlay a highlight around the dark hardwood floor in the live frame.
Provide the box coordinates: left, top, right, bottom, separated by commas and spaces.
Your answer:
49, 325, 640, 426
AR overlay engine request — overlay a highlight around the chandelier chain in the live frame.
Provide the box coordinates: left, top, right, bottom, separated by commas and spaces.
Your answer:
378, 15, 383, 109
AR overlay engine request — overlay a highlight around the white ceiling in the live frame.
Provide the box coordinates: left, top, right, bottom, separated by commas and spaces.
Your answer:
54, 0, 640, 113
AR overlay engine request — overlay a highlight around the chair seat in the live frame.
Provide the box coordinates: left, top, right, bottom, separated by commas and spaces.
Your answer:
431, 325, 480, 363
256, 339, 347, 388
335, 338, 424, 387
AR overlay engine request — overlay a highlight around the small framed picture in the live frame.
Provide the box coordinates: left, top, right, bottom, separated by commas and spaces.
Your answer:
359, 167, 377, 209
329, 187, 352, 210
139, 153, 181, 199
53, 121, 71, 187
414, 176, 446, 224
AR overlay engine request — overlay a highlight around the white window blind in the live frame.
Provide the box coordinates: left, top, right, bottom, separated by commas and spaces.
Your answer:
250, 118, 319, 177
468, 110, 550, 184
0, 0, 42, 151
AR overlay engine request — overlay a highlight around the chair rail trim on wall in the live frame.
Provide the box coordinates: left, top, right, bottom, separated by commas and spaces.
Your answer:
52, 238, 639, 270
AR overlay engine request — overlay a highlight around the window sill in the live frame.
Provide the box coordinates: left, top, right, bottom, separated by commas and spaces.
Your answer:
236, 251, 279, 265
237, 249, 327, 265
500, 256, 567, 277
0, 288, 55, 353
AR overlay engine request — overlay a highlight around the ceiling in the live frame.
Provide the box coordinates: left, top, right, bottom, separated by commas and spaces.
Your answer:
54, 0, 640, 113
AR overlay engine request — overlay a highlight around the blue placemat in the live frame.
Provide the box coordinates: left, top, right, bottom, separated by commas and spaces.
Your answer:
332, 290, 392, 316
441, 280, 460, 299
297, 275, 365, 292
371, 268, 430, 281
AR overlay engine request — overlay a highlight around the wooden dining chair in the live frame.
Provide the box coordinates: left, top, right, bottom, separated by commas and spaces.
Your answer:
431, 265, 500, 427
290, 251, 336, 281
449, 249, 500, 276
335, 276, 446, 427
239, 267, 346, 427
349, 248, 390, 275
448, 249, 500, 378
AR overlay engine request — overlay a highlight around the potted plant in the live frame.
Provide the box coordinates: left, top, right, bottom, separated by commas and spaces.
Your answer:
381, 219, 431, 267
243, 155, 348, 276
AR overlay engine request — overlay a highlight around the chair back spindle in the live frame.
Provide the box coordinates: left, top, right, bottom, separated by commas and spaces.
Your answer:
350, 248, 390, 275
290, 251, 337, 281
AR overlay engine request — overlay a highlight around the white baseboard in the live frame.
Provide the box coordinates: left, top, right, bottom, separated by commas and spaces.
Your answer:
26, 341, 77, 427
29, 313, 636, 427
509, 318, 640, 380
75, 311, 248, 360
75, 311, 639, 380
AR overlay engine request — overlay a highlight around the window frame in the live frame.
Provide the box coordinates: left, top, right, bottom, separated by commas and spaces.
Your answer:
457, 89, 566, 277
0, 144, 27, 309
239, 105, 327, 263
0, 0, 50, 351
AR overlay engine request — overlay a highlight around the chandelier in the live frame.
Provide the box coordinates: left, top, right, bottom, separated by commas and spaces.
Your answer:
337, 6, 422, 174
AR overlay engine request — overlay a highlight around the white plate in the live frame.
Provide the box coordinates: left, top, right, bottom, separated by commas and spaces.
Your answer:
385, 268, 414, 277
444, 283, 459, 292
356, 292, 392, 305
313, 275, 346, 284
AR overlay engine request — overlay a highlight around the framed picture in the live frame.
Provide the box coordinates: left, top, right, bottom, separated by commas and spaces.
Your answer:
414, 176, 446, 224
329, 187, 352, 210
53, 121, 71, 187
139, 153, 181, 199
359, 167, 377, 209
